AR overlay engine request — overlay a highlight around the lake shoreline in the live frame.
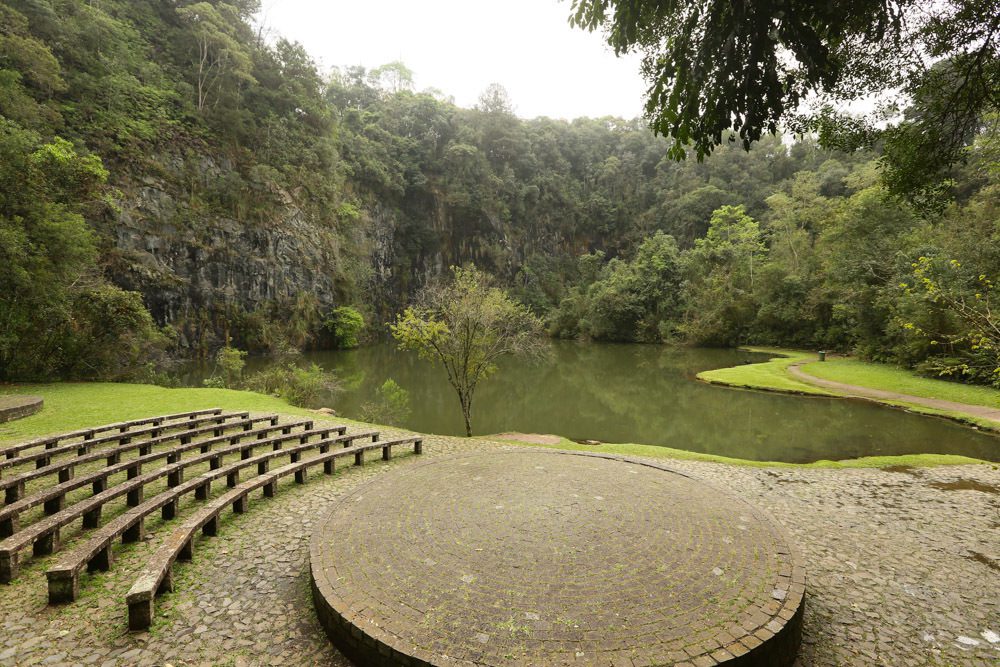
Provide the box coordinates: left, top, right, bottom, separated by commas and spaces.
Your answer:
698, 347, 1000, 439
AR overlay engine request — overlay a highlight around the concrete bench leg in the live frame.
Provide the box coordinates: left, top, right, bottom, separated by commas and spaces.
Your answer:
89, 542, 113, 572
57, 467, 74, 483
106, 452, 120, 466
167, 469, 184, 487
258, 460, 270, 474
5, 482, 24, 504
35, 456, 50, 469
241, 447, 252, 460
290, 452, 300, 463
128, 595, 154, 632
76, 446, 88, 456
382, 445, 392, 461
210, 455, 222, 470
83, 505, 102, 529
294, 468, 308, 484
123, 518, 145, 543
127, 486, 144, 507
281, 425, 292, 434
138, 444, 152, 456
233, 494, 247, 514
319, 442, 330, 454
162, 498, 178, 521
415, 440, 423, 455
180, 435, 192, 445
47, 570, 78, 604
92, 478, 107, 494
195, 481, 211, 500
203, 515, 218, 537
226, 471, 239, 488
127, 463, 142, 479
33, 528, 60, 556
44, 494, 65, 515
200, 442, 211, 453
355, 450, 365, 466
167, 452, 180, 464
0, 515, 17, 539
179, 539, 194, 561
0, 552, 18, 583
263, 480, 276, 498
299, 435, 309, 445
323, 459, 335, 475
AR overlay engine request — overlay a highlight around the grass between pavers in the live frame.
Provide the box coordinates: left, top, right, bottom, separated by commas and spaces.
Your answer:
483, 435, 990, 469
696, 347, 836, 396
801, 358, 1000, 408
1, 381, 991, 469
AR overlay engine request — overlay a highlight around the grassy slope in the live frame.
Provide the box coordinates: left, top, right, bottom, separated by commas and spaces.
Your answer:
0, 382, 320, 445
696, 347, 836, 396
802, 359, 1000, 408
1, 381, 989, 468
697, 347, 1000, 434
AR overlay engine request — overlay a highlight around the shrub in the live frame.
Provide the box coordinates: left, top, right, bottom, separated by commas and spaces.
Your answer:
358, 379, 411, 425
242, 362, 341, 407
325, 306, 365, 349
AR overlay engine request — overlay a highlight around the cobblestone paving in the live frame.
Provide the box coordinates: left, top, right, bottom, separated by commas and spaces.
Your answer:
0, 425, 997, 666
312, 450, 804, 666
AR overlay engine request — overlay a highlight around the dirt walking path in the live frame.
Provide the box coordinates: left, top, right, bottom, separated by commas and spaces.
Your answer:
788, 362, 1000, 426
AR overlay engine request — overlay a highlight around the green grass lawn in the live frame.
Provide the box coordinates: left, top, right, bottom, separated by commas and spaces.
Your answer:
491, 434, 987, 469
696, 347, 836, 396
0, 382, 319, 445
801, 359, 1000, 408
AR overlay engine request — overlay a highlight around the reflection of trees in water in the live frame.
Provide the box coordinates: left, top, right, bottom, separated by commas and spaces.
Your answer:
304, 343, 999, 463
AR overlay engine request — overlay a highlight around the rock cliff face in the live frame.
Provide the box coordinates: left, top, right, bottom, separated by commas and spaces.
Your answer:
99, 155, 366, 350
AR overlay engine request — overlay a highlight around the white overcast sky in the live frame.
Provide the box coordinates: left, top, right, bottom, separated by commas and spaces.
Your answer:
256, 0, 648, 120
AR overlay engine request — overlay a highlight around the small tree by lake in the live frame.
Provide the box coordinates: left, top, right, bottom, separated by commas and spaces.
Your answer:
391, 266, 544, 436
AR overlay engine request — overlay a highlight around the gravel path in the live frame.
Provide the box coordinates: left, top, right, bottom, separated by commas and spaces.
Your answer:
788, 363, 1000, 426
0, 424, 997, 666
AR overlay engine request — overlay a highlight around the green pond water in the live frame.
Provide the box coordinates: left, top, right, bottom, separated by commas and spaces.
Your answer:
198, 341, 1000, 463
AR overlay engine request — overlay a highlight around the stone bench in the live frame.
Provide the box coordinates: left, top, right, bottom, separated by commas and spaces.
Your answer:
0, 419, 316, 538
125, 435, 423, 630
0, 413, 270, 504
0, 409, 224, 460
0, 422, 345, 584
46, 427, 377, 603
0, 411, 252, 475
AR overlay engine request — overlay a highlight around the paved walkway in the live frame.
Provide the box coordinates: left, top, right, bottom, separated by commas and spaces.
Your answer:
788, 362, 1000, 426
0, 424, 997, 666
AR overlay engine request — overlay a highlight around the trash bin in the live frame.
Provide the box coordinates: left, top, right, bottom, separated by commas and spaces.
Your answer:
818, 350, 826, 361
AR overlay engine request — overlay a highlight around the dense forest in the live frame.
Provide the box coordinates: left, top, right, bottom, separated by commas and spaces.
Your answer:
1, 0, 998, 387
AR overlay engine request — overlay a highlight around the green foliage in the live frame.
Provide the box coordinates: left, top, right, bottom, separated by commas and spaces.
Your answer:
358, 378, 411, 425
391, 266, 544, 435
325, 306, 365, 349
569, 0, 999, 207
204, 346, 247, 389
242, 362, 341, 408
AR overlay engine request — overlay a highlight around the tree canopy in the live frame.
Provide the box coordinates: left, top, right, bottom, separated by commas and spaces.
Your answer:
569, 0, 1000, 206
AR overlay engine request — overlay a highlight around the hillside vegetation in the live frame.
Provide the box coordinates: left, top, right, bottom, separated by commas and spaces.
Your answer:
0, 0, 998, 388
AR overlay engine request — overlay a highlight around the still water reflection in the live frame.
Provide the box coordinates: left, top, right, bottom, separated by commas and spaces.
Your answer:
192, 341, 1000, 463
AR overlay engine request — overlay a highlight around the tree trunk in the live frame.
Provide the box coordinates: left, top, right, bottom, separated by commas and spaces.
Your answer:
460, 394, 473, 437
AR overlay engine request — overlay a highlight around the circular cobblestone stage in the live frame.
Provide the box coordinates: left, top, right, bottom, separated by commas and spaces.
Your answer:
310, 450, 805, 667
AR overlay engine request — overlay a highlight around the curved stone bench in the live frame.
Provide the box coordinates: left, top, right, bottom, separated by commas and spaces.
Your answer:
0, 416, 320, 583
45, 425, 369, 602
0, 412, 268, 504
0, 419, 316, 538
0, 411, 251, 475
0, 409, 223, 460
126, 435, 423, 631
0, 396, 43, 424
